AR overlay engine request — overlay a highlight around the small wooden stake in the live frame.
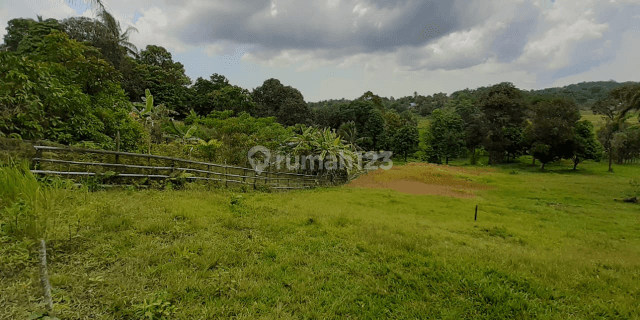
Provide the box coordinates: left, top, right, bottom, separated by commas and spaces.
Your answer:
474, 205, 478, 221
39, 240, 53, 312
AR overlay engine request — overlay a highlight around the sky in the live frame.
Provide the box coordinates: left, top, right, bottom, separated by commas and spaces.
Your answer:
1, 0, 640, 102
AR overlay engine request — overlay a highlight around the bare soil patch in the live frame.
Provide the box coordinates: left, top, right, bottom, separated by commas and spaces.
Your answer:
348, 163, 491, 198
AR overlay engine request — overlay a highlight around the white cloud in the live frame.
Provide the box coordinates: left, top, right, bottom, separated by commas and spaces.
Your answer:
518, 18, 608, 70
2, 0, 639, 101
128, 7, 188, 53
352, 3, 368, 17
550, 30, 640, 87
327, 0, 340, 9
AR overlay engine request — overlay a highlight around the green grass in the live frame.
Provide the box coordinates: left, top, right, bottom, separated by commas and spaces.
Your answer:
417, 116, 430, 137
1, 159, 640, 319
580, 110, 640, 129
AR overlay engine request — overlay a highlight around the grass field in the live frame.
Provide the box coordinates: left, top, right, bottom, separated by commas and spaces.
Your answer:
1, 158, 640, 319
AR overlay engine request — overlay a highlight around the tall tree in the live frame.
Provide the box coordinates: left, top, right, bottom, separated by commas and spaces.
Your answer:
478, 82, 527, 164
252, 78, 312, 125
60, 11, 138, 69
428, 108, 466, 164
572, 120, 602, 170
592, 89, 626, 172
525, 98, 580, 170
0, 30, 143, 150
135, 45, 192, 115
3, 18, 61, 52
392, 125, 420, 162
449, 92, 484, 163
363, 108, 385, 150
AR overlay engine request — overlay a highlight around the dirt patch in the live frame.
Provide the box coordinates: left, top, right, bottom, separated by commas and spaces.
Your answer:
348, 163, 491, 198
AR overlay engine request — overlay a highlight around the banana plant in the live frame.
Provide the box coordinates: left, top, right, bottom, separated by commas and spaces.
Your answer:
131, 89, 177, 152
167, 120, 201, 145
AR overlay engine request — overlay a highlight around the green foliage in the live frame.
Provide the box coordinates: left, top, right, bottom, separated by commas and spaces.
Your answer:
252, 78, 312, 126
392, 125, 420, 162
337, 121, 370, 151
427, 108, 466, 164
478, 82, 528, 164
184, 112, 293, 166
0, 29, 144, 150
3, 18, 62, 52
529, 80, 639, 110
133, 294, 175, 320
131, 45, 192, 115
572, 120, 603, 169
289, 126, 359, 180
363, 108, 385, 150
450, 92, 485, 154
60, 11, 138, 71
525, 98, 581, 169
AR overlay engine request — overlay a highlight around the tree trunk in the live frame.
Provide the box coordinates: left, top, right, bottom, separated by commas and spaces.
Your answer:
608, 148, 613, 172
573, 160, 578, 170
532, 156, 536, 166
540, 162, 545, 170
404, 153, 407, 162
446, 156, 449, 165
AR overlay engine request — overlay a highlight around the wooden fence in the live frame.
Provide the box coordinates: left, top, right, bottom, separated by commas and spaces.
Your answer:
29, 145, 331, 190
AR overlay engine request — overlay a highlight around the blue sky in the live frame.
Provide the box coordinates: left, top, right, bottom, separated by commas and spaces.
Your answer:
1, 0, 639, 102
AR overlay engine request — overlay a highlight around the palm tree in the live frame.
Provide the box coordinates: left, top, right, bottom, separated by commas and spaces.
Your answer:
337, 121, 371, 151
97, 10, 139, 58
69, 0, 107, 15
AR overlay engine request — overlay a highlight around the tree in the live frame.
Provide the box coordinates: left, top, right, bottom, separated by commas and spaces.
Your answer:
592, 89, 627, 172
338, 121, 370, 151
427, 108, 466, 164
363, 108, 385, 150
134, 45, 192, 115
478, 82, 527, 164
449, 92, 484, 163
572, 120, 602, 170
60, 11, 138, 69
252, 78, 312, 125
191, 74, 230, 115
358, 91, 384, 109
0, 31, 143, 150
208, 85, 256, 116
278, 96, 312, 126
611, 84, 640, 120
392, 125, 420, 162
525, 98, 580, 170
313, 104, 343, 130
4, 18, 62, 53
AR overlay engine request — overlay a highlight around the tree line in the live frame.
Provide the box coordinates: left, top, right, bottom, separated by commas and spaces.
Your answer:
1, 13, 639, 173
422, 82, 640, 170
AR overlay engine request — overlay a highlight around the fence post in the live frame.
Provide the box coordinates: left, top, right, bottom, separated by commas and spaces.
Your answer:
253, 170, 257, 190
39, 240, 53, 312
32, 146, 42, 170
115, 130, 120, 164
224, 165, 228, 188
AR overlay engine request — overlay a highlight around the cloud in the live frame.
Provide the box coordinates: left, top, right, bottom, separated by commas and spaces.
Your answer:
3, 0, 640, 102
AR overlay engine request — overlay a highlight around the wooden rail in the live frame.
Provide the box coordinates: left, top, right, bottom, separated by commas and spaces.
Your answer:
30, 145, 328, 190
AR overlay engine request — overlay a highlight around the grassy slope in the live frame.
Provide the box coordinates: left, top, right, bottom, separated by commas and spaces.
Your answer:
2, 158, 640, 319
